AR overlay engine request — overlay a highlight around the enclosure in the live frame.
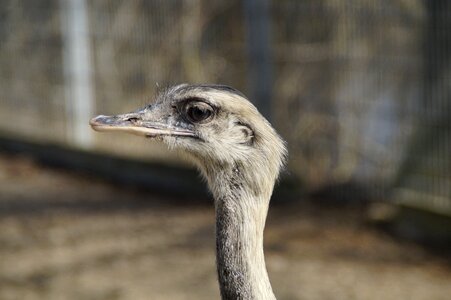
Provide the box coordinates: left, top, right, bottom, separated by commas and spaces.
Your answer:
0, 0, 450, 299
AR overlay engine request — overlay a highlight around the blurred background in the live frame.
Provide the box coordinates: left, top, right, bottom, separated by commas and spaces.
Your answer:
0, 0, 450, 299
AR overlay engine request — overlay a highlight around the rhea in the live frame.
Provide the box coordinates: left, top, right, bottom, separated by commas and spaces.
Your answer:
90, 84, 286, 300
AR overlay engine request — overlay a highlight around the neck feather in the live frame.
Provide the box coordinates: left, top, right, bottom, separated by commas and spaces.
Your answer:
208, 166, 276, 300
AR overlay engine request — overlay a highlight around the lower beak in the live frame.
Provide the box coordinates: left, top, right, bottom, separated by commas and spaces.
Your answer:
89, 114, 197, 138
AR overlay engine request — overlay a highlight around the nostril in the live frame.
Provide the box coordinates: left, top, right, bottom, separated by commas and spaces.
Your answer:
127, 117, 139, 123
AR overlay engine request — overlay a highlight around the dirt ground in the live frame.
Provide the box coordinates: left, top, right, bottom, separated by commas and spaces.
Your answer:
0, 153, 450, 300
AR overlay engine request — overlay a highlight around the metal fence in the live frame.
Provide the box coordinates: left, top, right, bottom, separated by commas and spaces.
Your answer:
0, 0, 449, 215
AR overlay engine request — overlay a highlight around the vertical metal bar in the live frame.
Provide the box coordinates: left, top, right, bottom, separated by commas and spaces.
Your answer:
60, 0, 94, 148
243, 0, 272, 120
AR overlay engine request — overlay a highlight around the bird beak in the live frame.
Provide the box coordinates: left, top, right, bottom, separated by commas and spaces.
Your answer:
90, 112, 197, 138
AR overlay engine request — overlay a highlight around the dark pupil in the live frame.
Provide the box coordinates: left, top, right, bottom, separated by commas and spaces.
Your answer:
189, 106, 210, 122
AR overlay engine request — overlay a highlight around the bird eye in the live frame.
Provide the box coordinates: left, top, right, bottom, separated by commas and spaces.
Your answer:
184, 101, 214, 123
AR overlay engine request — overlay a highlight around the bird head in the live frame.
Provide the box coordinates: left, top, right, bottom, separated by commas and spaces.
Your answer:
90, 84, 286, 197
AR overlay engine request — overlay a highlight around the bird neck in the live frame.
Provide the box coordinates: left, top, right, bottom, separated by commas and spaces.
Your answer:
209, 166, 276, 300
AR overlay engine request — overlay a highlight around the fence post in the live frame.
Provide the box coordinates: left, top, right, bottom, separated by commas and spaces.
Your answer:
243, 0, 272, 120
60, 0, 95, 148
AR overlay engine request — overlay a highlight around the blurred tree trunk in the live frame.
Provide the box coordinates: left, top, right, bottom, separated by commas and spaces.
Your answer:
182, 0, 205, 82
394, 0, 451, 215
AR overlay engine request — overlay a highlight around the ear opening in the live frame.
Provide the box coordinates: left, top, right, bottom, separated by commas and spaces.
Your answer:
237, 122, 255, 145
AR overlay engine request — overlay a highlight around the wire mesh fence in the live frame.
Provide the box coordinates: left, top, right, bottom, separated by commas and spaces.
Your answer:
0, 0, 449, 214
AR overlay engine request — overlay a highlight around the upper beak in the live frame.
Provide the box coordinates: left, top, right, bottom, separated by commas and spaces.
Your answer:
89, 112, 197, 138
